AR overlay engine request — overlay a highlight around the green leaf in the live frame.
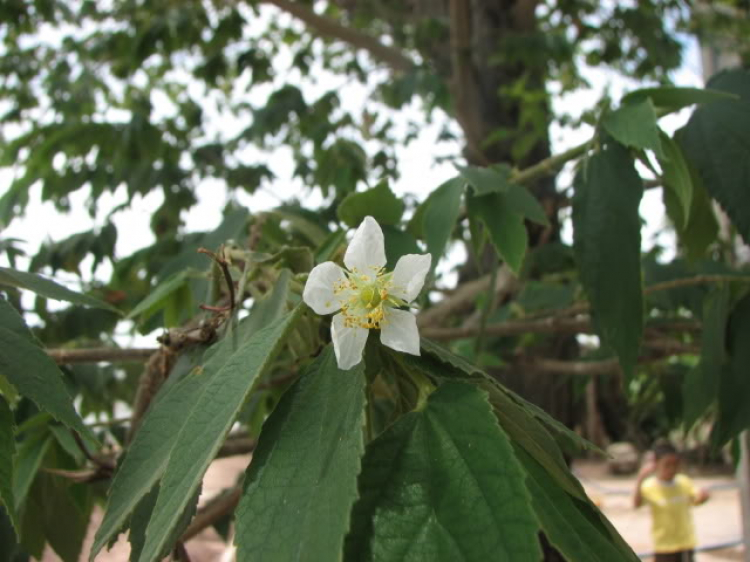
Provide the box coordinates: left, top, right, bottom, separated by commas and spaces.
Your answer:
92, 276, 293, 558
516, 447, 639, 562
235, 346, 367, 562
517, 281, 575, 313
128, 483, 201, 562
0, 298, 37, 344
13, 434, 51, 510
573, 144, 644, 377
136, 306, 303, 562
467, 192, 527, 274
91, 367, 216, 558
621, 86, 738, 113
315, 229, 346, 264
678, 69, 750, 244
658, 131, 692, 229
457, 164, 512, 196
503, 183, 549, 227
602, 98, 665, 159
0, 266, 120, 313
663, 162, 718, 260
0, 327, 94, 441
24, 472, 89, 562
713, 293, 750, 446
0, 395, 17, 534
126, 269, 196, 323
382, 225, 421, 269
337, 181, 405, 228
683, 286, 731, 429
408, 176, 464, 268
345, 381, 541, 562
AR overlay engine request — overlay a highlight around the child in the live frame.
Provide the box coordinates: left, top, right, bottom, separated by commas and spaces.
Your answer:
633, 440, 710, 562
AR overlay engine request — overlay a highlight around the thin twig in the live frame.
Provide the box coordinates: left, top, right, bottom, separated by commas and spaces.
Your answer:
261, 0, 415, 73
198, 247, 236, 311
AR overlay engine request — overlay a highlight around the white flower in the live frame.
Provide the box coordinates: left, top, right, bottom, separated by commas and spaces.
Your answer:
303, 216, 432, 370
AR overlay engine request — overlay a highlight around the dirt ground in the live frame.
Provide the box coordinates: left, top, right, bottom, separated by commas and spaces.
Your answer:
575, 460, 745, 562
42, 457, 745, 561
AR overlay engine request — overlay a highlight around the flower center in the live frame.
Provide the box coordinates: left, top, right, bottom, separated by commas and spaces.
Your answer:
337, 268, 391, 330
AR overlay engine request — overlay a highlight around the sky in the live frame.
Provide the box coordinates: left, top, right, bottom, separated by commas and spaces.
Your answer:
0, 5, 706, 323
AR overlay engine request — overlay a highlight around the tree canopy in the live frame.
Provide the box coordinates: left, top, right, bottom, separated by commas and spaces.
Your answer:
1, 1, 750, 561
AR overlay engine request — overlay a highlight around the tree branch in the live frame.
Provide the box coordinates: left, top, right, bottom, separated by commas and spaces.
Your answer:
520, 356, 655, 376
47, 347, 157, 364
421, 317, 700, 341
261, 0, 415, 73
417, 265, 515, 328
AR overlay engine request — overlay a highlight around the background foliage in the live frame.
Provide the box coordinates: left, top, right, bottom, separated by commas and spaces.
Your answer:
1, 1, 750, 561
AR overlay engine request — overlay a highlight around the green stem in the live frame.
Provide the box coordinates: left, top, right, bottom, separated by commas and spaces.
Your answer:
474, 257, 499, 363
510, 140, 591, 186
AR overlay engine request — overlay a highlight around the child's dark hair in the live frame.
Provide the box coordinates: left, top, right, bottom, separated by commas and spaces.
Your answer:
652, 439, 678, 459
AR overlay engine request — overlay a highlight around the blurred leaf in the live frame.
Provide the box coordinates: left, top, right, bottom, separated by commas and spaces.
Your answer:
683, 286, 730, 429
573, 144, 643, 377
658, 131, 692, 229
0, 327, 94, 442
315, 230, 345, 264
13, 433, 51, 511
337, 181, 404, 228
0, 298, 37, 344
713, 293, 750, 446
503, 183, 549, 227
0, 266, 120, 313
135, 306, 303, 562
23, 472, 89, 562
235, 347, 366, 562
621, 86, 738, 113
382, 225, 421, 269
345, 381, 541, 562
467, 192, 527, 274
679, 68, 750, 244
602, 98, 664, 159
517, 281, 575, 313
126, 269, 196, 323
256, 246, 314, 273
663, 160, 718, 260
420, 177, 464, 268
0, 395, 17, 534
457, 163, 513, 196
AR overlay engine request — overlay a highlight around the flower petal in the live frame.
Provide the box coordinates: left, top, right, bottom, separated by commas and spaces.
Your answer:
390, 253, 432, 302
331, 313, 369, 370
344, 216, 386, 274
303, 262, 346, 315
381, 308, 420, 356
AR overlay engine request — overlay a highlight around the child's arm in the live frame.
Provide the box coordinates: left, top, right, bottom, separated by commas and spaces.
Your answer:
633, 453, 655, 508
693, 486, 710, 505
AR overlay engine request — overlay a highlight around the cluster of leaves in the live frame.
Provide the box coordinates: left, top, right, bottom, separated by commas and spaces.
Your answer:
1, 71, 750, 561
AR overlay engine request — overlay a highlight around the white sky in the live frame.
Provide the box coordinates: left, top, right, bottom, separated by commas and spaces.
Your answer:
0, 6, 705, 303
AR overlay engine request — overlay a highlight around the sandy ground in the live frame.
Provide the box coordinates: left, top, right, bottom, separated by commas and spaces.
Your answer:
40, 457, 745, 561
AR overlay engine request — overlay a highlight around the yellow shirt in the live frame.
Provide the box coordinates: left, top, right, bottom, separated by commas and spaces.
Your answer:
640, 474, 698, 553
